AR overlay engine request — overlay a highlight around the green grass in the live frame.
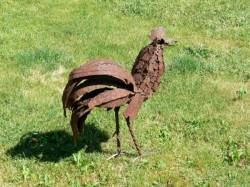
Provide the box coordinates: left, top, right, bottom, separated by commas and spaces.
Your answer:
0, 0, 250, 186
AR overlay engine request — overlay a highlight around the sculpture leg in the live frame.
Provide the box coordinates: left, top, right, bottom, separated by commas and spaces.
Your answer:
114, 107, 121, 154
77, 112, 90, 134
126, 118, 142, 156
107, 107, 123, 160
71, 108, 90, 145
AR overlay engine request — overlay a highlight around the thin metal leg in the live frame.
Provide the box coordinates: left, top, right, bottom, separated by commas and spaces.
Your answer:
126, 118, 142, 156
107, 107, 122, 160
115, 107, 121, 154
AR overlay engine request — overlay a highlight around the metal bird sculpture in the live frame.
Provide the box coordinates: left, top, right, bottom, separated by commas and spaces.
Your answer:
62, 27, 176, 158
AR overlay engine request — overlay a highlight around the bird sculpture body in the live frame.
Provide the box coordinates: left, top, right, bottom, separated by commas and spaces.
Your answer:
62, 27, 176, 157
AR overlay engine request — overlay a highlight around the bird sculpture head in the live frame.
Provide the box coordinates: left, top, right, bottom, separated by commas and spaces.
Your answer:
149, 26, 177, 46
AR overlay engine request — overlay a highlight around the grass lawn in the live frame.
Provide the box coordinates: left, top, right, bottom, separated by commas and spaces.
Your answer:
0, 0, 249, 186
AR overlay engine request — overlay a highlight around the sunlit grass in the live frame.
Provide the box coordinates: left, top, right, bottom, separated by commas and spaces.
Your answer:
0, 0, 249, 186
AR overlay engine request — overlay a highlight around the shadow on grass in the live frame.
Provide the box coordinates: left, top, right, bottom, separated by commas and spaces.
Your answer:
6, 123, 110, 162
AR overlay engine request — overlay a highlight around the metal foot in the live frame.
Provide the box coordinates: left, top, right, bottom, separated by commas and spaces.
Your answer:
107, 151, 130, 160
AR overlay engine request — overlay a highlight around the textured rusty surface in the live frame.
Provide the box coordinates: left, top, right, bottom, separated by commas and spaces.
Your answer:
62, 59, 137, 115
130, 27, 171, 101
124, 93, 144, 120
101, 97, 130, 109
69, 59, 136, 88
131, 44, 164, 99
62, 27, 175, 156
88, 88, 134, 109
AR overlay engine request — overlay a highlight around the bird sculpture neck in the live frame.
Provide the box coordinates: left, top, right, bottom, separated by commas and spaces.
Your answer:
131, 42, 165, 99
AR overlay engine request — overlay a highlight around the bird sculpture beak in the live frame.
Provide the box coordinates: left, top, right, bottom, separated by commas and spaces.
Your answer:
164, 38, 177, 46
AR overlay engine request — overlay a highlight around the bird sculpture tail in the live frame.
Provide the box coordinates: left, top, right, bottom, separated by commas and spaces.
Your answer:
62, 59, 139, 143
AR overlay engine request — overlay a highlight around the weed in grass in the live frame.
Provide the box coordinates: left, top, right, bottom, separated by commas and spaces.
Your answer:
72, 151, 95, 172
182, 119, 204, 141
223, 137, 247, 166
153, 160, 166, 170
151, 179, 166, 187
136, 158, 149, 169
97, 173, 109, 186
242, 74, 250, 82
72, 152, 83, 167
159, 125, 172, 142
214, 118, 231, 134
40, 174, 54, 187
185, 158, 197, 168
21, 164, 30, 181
235, 87, 248, 100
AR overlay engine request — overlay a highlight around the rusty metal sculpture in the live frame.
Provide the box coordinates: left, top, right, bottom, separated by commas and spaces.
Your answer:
62, 27, 176, 158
